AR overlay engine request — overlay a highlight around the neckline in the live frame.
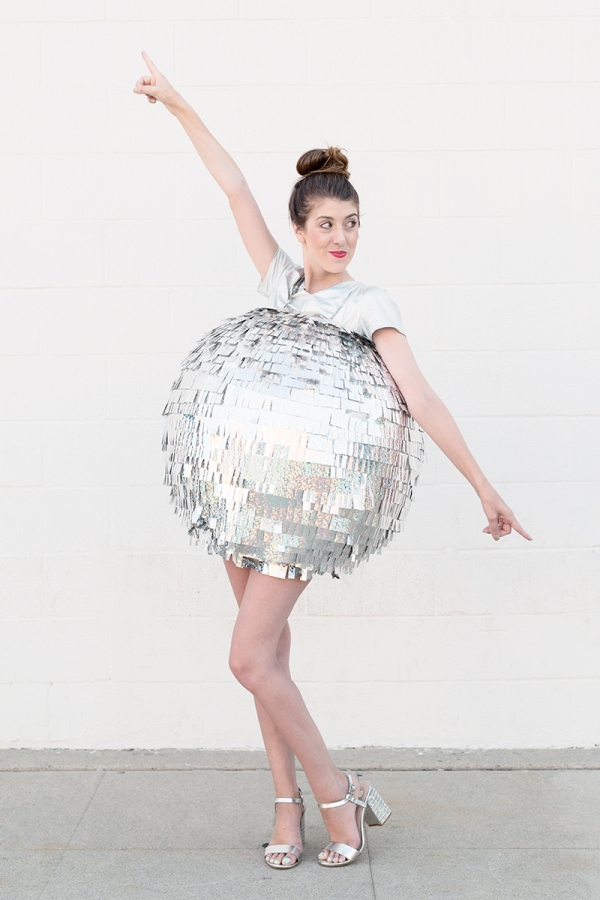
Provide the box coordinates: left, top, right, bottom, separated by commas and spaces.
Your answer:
295, 272, 356, 297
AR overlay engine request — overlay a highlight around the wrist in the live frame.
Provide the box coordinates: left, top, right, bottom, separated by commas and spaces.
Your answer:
475, 479, 496, 502
168, 92, 191, 117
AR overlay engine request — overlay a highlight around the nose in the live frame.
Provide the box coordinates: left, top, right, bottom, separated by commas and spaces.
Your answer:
331, 225, 345, 245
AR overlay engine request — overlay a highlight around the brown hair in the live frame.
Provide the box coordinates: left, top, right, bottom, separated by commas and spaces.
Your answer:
288, 146, 360, 229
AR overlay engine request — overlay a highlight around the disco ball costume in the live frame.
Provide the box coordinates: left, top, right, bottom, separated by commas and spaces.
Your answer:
163, 247, 425, 580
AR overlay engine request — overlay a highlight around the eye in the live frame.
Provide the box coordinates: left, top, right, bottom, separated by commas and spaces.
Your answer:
320, 221, 332, 228
346, 219, 358, 228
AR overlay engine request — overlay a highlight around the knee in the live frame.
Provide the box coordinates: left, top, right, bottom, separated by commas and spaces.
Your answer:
229, 648, 263, 693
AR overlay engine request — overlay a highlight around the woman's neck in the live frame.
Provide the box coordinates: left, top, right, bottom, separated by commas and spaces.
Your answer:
301, 259, 353, 295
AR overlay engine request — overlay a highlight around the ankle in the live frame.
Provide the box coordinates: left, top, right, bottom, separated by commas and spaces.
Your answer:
316, 770, 352, 805
274, 785, 301, 801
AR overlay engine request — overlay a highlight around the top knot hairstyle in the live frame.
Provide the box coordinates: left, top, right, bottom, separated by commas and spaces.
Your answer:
289, 146, 360, 229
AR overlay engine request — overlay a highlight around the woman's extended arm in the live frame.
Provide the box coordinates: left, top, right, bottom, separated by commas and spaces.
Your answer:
373, 327, 532, 542
134, 51, 277, 278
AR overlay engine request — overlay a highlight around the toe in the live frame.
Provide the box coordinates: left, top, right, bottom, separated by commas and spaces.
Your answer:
320, 848, 349, 865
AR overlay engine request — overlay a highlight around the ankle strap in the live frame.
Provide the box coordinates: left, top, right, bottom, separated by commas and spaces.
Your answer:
318, 771, 366, 810
275, 788, 303, 806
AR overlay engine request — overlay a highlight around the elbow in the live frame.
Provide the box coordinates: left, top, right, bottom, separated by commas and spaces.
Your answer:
402, 388, 437, 421
227, 178, 250, 203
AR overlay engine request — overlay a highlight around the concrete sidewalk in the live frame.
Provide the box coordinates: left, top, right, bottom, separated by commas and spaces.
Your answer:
1, 749, 600, 900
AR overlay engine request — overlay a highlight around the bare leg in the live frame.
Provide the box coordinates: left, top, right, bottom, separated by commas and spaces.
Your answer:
224, 560, 300, 865
224, 560, 296, 793
228, 566, 363, 864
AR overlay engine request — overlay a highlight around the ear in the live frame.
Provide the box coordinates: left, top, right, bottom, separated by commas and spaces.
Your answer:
292, 221, 306, 244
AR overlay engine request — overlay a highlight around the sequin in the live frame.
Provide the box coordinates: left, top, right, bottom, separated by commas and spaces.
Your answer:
163, 308, 425, 580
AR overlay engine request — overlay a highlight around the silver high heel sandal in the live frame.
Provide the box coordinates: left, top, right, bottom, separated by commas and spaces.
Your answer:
317, 771, 391, 868
263, 788, 305, 870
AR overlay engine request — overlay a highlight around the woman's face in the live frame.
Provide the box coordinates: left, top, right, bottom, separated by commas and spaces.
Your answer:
293, 197, 359, 275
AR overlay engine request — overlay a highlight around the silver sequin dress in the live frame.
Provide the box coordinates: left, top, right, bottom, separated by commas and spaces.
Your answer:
163, 247, 425, 580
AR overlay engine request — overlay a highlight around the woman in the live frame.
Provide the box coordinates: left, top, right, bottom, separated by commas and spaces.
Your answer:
134, 52, 531, 871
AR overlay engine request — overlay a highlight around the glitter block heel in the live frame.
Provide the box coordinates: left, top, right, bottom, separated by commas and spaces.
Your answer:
364, 786, 391, 827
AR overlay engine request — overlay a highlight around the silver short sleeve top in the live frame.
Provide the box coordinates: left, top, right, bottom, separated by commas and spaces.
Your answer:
257, 246, 405, 341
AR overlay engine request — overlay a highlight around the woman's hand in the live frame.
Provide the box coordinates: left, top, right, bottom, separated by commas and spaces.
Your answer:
133, 51, 184, 115
479, 486, 532, 542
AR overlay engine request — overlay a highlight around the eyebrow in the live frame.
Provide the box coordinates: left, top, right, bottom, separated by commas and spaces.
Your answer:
316, 214, 358, 221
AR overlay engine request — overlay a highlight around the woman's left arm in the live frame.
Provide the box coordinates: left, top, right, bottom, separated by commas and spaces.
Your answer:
373, 328, 532, 542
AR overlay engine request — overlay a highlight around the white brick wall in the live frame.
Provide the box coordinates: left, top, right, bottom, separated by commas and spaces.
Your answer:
1, 1, 599, 750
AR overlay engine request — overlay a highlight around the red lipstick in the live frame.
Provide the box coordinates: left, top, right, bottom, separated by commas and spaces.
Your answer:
329, 251, 347, 258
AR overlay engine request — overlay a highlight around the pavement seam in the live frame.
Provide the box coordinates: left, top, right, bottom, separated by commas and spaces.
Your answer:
367, 842, 378, 900
34, 769, 105, 900
4, 764, 600, 772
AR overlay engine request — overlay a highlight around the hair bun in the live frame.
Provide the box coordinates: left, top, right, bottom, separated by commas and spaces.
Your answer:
289, 146, 360, 227
296, 146, 350, 179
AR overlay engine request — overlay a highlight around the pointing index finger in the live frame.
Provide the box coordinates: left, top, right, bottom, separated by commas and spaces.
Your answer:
511, 517, 533, 541
141, 50, 160, 77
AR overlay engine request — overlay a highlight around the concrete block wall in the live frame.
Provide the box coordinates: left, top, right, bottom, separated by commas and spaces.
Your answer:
1, 1, 599, 749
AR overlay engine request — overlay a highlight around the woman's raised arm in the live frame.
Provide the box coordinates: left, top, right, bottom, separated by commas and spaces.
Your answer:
134, 51, 277, 278
373, 327, 532, 543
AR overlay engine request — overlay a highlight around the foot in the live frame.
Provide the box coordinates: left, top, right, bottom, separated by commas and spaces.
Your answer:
265, 798, 303, 867
318, 772, 365, 865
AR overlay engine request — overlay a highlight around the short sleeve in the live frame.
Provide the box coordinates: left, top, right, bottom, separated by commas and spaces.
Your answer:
257, 246, 302, 310
358, 286, 405, 339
